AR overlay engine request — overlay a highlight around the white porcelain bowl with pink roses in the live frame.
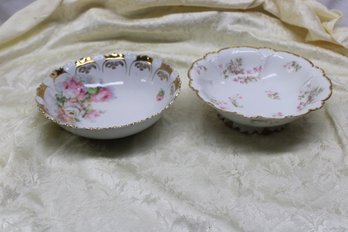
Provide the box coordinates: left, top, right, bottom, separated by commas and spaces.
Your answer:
188, 47, 332, 132
36, 52, 181, 139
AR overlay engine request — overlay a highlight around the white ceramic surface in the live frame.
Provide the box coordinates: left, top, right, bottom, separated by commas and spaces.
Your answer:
188, 47, 332, 129
36, 52, 181, 139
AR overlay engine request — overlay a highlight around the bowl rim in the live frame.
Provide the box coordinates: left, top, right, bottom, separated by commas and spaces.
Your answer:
188, 46, 333, 120
36, 52, 182, 131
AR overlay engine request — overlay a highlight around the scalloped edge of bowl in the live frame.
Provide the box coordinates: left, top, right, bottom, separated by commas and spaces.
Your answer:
188, 46, 333, 121
36, 52, 182, 131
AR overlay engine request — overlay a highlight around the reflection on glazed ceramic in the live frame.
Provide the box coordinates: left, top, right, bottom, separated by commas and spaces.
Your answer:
36, 52, 181, 139
188, 47, 332, 129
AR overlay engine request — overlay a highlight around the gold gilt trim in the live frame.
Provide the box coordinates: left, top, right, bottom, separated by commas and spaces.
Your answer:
104, 53, 125, 60
159, 63, 173, 74
75, 56, 94, 67
36, 84, 47, 98
50, 68, 66, 80
187, 46, 333, 121
174, 77, 181, 91
35, 53, 182, 131
136, 55, 153, 63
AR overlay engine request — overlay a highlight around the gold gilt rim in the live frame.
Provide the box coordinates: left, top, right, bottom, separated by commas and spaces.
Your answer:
36, 53, 182, 131
187, 46, 333, 121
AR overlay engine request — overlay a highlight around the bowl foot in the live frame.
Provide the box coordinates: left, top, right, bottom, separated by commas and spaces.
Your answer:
217, 114, 286, 134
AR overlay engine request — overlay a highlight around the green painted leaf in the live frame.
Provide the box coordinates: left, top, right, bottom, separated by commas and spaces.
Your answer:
87, 88, 98, 95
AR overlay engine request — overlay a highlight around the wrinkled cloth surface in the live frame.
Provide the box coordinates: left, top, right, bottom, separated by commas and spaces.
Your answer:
1, 0, 348, 231
0, 0, 34, 24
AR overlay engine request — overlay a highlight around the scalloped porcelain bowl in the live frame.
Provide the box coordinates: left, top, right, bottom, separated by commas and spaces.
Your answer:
36, 52, 181, 139
188, 47, 332, 132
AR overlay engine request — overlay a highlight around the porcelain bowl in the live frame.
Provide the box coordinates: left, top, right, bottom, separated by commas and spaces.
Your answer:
36, 52, 181, 139
188, 47, 332, 132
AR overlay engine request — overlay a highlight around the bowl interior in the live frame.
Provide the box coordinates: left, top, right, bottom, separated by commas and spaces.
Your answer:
189, 47, 331, 118
36, 53, 180, 128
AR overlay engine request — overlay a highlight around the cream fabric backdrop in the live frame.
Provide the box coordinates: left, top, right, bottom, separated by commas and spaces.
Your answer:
1, 0, 348, 231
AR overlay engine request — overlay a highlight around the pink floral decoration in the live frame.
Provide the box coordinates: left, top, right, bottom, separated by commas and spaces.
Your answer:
91, 87, 113, 102
55, 76, 114, 124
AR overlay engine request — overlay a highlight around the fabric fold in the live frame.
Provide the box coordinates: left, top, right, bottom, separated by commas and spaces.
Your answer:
0, 0, 62, 46
1, 0, 348, 49
263, 0, 348, 47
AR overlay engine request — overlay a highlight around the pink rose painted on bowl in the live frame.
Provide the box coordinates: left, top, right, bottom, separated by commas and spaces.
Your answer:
58, 102, 83, 123
62, 77, 87, 99
86, 109, 102, 120
91, 87, 113, 102
54, 76, 114, 124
